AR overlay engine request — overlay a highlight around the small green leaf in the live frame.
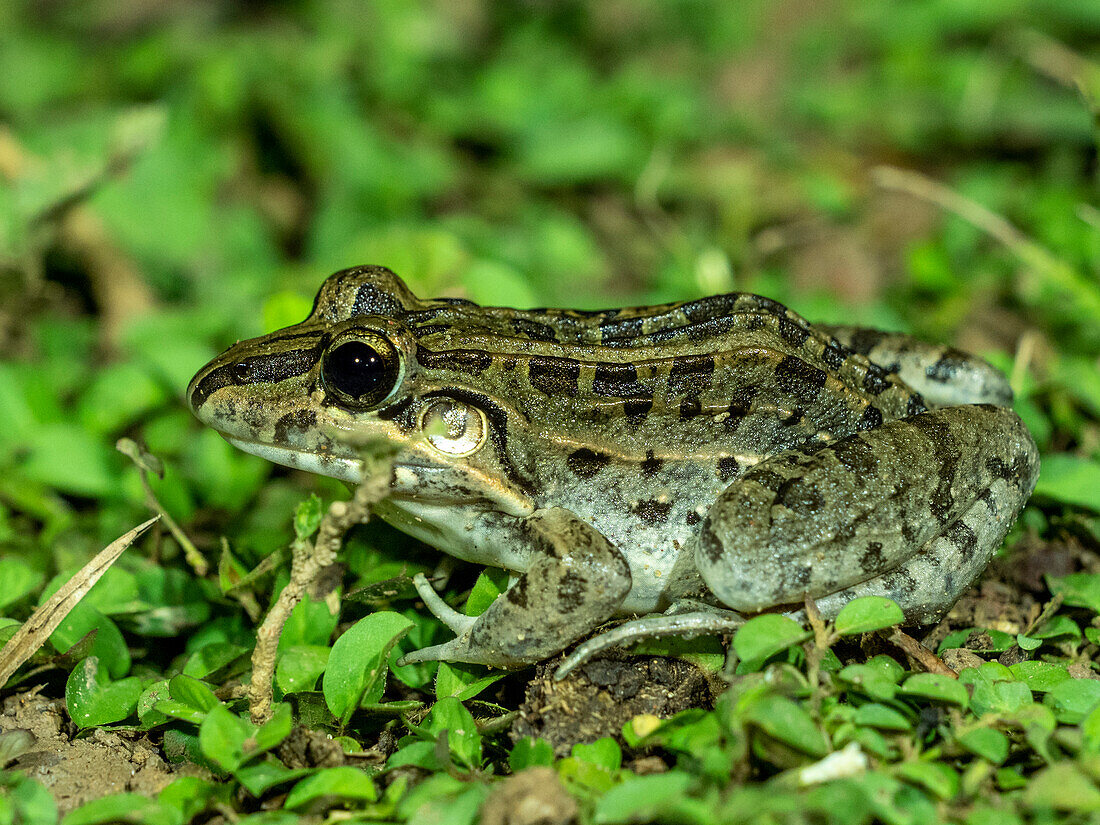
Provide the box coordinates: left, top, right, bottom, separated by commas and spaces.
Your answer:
1016, 634, 1042, 651
894, 761, 959, 800
852, 703, 911, 731
434, 661, 505, 701
509, 737, 555, 772
1043, 678, 1100, 723
1034, 455, 1100, 512
1031, 615, 1082, 641
1024, 763, 1100, 811
254, 703, 293, 754
61, 793, 168, 825
464, 568, 510, 617
593, 772, 692, 824
169, 674, 220, 712
283, 766, 377, 811
571, 738, 621, 772
957, 728, 1009, 765
898, 674, 969, 709
323, 612, 414, 724
294, 494, 323, 540
428, 697, 482, 770
50, 601, 130, 679
1049, 573, 1100, 614
65, 657, 141, 728
276, 645, 330, 695
0, 558, 42, 610
743, 694, 829, 757
732, 614, 810, 672
198, 704, 252, 773
834, 597, 904, 636
1008, 661, 1070, 692
233, 762, 313, 797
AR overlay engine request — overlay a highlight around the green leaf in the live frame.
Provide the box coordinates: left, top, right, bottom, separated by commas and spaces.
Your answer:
1016, 634, 1042, 651
428, 697, 482, 770
1034, 455, 1100, 511
434, 661, 505, 701
464, 568, 509, 617
279, 595, 338, 649
65, 657, 141, 728
1031, 615, 1082, 641
957, 728, 1009, 764
743, 694, 829, 757
50, 601, 130, 679
834, 597, 905, 636
198, 705, 252, 773
1008, 661, 1070, 692
571, 738, 621, 772
1048, 573, 1100, 613
593, 772, 692, 824
61, 793, 170, 825
158, 674, 219, 724
323, 611, 413, 724
293, 494, 323, 540
732, 614, 810, 672
283, 766, 377, 811
893, 761, 959, 800
276, 645, 330, 695
1043, 678, 1100, 723
0, 558, 42, 610
18, 423, 120, 498
898, 673, 969, 709
509, 737, 555, 772
3, 771, 57, 825
1024, 763, 1100, 811
852, 703, 911, 731
233, 762, 313, 798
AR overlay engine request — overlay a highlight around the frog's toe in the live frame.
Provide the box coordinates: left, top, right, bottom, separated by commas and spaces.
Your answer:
554, 610, 745, 680
398, 636, 472, 666
411, 573, 477, 635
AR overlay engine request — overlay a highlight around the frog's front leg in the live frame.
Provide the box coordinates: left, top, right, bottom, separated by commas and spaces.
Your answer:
696, 405, 1038, 619
401, 508, 632, 668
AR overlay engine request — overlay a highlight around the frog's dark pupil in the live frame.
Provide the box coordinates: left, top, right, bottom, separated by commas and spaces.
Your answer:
324, 340, 392, 404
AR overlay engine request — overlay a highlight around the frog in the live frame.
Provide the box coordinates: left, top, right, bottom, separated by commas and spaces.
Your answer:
188, 265, 1039, 676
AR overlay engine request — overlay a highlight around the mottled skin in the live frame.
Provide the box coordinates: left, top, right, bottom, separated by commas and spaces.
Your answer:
188, 266, 1040, 669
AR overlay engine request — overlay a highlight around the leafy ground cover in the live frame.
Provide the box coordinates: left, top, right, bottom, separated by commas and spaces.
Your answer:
2, 1, 1100, 823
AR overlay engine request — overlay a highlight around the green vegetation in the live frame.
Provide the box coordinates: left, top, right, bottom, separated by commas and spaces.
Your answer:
2, 1, 1100, 823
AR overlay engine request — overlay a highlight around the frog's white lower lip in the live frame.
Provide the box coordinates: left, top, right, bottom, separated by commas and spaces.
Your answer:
224, 437, 363, 483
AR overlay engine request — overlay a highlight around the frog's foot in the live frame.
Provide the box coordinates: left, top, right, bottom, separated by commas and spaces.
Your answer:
554, 610, 745, 680
402, 508, 632, 669
397, 573, 480, 666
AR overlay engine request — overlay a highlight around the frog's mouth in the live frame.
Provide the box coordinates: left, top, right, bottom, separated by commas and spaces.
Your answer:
221, 436, 533, 515
224, 437, 363, 483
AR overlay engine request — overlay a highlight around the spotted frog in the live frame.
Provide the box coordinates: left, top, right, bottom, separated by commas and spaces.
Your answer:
188, 266, 1039, 673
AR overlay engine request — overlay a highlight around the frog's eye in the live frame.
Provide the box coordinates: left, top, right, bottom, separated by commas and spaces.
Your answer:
420, 399, 487, 457
321, 334, 402, 409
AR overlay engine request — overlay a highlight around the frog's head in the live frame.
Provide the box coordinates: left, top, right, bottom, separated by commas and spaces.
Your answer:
187, 266, 533, 515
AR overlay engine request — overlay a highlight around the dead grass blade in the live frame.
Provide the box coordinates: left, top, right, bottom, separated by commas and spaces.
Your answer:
0, 516, 159, 687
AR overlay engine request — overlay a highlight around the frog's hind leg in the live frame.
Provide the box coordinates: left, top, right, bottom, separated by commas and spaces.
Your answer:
400, 507, 632, 669
696, 404, 1039, 619
819, 324, 1013, 407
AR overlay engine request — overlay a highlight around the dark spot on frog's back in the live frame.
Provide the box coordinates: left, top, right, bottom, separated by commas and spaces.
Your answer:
860, 541, 885, 573
716, 456, 740, 482
273, 409, 318, 442
775, 477, 824, 516
777, 316, 810, 347
668, 355, 715, 395
774, 356, 827, 404
353, 280, 405, 317
640, 450, 663, 477
631, 499, 672, 526
528, 356, 580, 396
418, 348, 493, 374
862, 365, 891, 395
567, 447, 610, 479
593, 363, 649, 398
831, 436, 878, 476
511, 317, 559, 342
857, 404, 884, 431
925, 350, 968, 383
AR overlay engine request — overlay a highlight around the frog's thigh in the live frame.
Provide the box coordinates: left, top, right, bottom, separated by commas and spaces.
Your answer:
408, 508, 632, 668
819, 324, 1012, 407
697, 405, 1038, 614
